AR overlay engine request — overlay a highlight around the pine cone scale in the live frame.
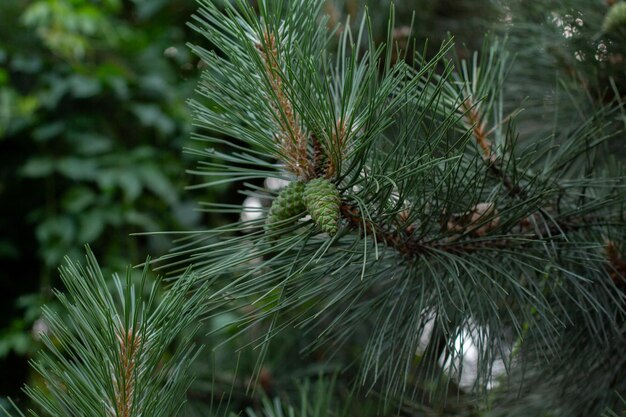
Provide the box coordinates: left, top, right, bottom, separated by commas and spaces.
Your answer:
303, 178, 341, 236
265, 181, 306, 237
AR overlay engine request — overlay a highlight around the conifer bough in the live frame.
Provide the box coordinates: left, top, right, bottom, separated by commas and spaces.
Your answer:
12, 248, 209, 417
174, 0, 626, 413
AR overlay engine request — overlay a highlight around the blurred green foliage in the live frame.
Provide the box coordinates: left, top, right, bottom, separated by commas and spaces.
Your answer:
0, 0, 224, 399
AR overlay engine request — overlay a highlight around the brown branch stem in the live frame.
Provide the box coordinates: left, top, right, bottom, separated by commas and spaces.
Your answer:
111, 327, 141, 417
462, 98, 528, 199
462, 98, 492, 159
341, 201, 614, 259
257, 31, 313, 179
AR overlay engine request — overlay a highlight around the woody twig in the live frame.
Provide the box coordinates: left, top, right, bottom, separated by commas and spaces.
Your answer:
257, 30, 313, 180
108, 326, 142, 417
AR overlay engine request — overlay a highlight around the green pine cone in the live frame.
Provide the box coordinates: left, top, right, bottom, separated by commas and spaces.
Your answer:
265, 182, 306, 236
303, 178, 341, 236
603, 2, 626, 34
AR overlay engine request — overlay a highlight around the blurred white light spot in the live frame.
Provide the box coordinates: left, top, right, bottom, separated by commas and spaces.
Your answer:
32, 318, 49, 341
164, 46, 178, 58
265, 177, 290, 191
438, 323, 508, 390
563, 25, 574, 38
575, 50, 586, 61
417, 313, 436, 352
596, 41, 608, 62
241, 197, 264, 223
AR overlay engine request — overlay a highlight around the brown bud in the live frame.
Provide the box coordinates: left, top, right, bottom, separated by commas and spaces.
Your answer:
447, 202, 500, 237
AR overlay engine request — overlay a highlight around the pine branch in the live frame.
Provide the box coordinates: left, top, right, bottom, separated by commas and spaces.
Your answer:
330, 47, 624, 270
159, 0, 626, 405
341, 199, 624, 258
16, 248, 210, 417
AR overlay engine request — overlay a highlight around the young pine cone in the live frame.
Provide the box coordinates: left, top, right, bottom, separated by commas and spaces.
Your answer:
265, 182, 306, 236
303, 178, 341, 236
603, 2, 626, 34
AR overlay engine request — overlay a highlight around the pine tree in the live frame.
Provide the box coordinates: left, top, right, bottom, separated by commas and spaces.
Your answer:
7, 1, 626, 416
